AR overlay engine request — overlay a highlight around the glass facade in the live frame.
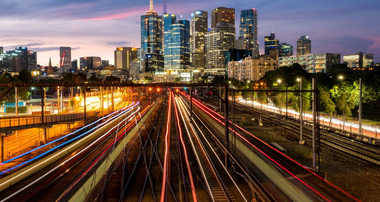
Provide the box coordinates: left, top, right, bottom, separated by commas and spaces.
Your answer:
297, 35, 311, 56
191, 10, 208, 69
59, 47, 71, 72
239, 9, 258, 57
141, 10, 163, 73
264, 33, 279, 56
279, 43, 293, 57
211, 7, 235, 29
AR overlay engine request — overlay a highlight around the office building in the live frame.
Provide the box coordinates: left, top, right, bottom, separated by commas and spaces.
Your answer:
0, 47, 3, 54
102, 60, 110, 66
80, 56, 101, 70
141, 0, 164, 73
264, 33, 279, 56
28, 51, 37, 70
72, 59, 78, 70
224, 48, 252, 76
228, 56, 278, 81
0, 47, 31, 72
239, 9, 259, 57
60, 47, 71, 72
297, 35, 311, 56
279, 53, 340, 73
205, 22, 235, 75
343, 52, 374, 68
190, 10, 208, 69
211, 7, 235, 29
164, 17, 190, 70
115, 47, 138, 78
279, 43, 293, 57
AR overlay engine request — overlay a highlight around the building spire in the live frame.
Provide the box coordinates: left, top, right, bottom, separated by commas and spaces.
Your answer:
49, 57, 52, 67
163, 0, 167, 14
150, 0, 154, 12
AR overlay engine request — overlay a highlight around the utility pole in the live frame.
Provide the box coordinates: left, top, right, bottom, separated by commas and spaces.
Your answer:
190, 87, 193, 123
84, 84, 87, 125
312, 78, 317, 172
224, 83, 229, 169
111, 85, 114, 112
15, 87, 18, 117
299, 78, 304, 145
359, 78, 362, 135
57, 87, 60, 114
100, 86, 104, 117
41, 87, 45, 124
285, 83, 288, 118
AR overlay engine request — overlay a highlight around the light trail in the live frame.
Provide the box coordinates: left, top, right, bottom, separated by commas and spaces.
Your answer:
176, 95, 213, 201
177, 96, 247, 202
0, 102, 138, 175
0, 102, 135, 167
185, 95, 332, 201
160, 92, 172, 202
172, 93, 197, 202
188, 95, 360, 202
57, 102, 155, 201
0, 102, 143, 202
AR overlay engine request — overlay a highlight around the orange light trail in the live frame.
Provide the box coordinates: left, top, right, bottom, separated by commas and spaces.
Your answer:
172, 92, 197, 202
161, 92, 172, 202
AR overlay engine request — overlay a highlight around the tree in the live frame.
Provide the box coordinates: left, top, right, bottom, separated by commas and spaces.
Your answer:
212, 75, 225, 83
330, 81, 359, 118
17, 69, 32, 84
320, 89, 336, 116
88, 74, 100, 83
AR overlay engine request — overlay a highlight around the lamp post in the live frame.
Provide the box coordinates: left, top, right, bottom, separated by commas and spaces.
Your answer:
298, 78, 304, 145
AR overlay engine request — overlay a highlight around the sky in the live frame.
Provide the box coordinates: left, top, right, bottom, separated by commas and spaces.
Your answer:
0, 0, 379, 66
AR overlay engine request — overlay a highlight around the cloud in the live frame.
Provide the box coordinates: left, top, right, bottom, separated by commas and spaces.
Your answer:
107, 41, 132, 47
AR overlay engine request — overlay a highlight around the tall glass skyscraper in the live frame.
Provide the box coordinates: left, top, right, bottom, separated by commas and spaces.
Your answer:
297, 35, 311, 56
164, 16, 190, 70
239, 9, 259, 57
191, 10, 208, 69
141, 1, 163, 73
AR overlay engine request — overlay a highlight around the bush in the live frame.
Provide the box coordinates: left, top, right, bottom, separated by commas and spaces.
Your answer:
5, 106, 27, 113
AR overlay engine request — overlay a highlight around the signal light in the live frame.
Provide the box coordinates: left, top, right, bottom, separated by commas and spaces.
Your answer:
157, 88, 161, 92
176, 89, 179, 92
149, 87, 152, 91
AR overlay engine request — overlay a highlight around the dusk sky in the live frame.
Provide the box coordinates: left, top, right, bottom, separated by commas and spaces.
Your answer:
0, 0, 379, 66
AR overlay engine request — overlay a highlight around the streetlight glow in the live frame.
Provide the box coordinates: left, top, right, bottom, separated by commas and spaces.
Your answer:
338, 75, 344, 80
277, 79, 282, 84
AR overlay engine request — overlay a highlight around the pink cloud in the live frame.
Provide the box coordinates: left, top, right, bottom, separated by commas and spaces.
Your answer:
80, 7, 147, 21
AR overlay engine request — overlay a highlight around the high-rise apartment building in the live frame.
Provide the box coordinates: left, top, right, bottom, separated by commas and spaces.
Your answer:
279, 53, 340, 73
279, 43, 293, 57
297, 35, 311, 56
211, 7, 235, 29
190, 10, 208, 69
239, 9, 259, 57
60, 47, 71, 72
141, 0, 163, 73
28, 51, 37, 70
343, 52, 374, 68
205, 22, 235, 75
264, 33, 279, 56
228, 56, 278, 81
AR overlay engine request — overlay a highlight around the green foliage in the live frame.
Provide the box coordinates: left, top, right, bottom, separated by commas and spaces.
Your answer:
88, 74, 100, 83
320, 90, 336, 115
5, 106, 27, 113
212, 75, 225, 83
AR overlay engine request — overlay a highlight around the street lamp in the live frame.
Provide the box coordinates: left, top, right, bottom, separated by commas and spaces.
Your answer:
338, 75, 363, 135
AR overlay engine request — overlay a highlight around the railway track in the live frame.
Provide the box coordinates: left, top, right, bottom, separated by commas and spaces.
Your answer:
231, 101, 380, 166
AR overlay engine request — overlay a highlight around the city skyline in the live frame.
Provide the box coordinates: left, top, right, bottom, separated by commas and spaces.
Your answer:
0, 0, 379, 66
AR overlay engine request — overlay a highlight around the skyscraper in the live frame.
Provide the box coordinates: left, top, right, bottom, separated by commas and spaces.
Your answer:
60, 47, 71, 72
80, 57, 101, 70
279, 43, 293, 57
205, 22, 235, 75
264, 33, 279, 56
28, 51, 37, 70
0, 47, 3, 54
297, 35, 311, 56
72, 59, 78, 70
141, 0, 163, 73
190, 10, 208, 69
163, 14, 177, 69
239, 9, 259, 57
115, 47, 138, 78
211, 7, 235, 29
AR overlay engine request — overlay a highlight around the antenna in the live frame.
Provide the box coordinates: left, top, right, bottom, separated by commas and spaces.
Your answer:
163, 0, 167, 14
149, 0, 154, 12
